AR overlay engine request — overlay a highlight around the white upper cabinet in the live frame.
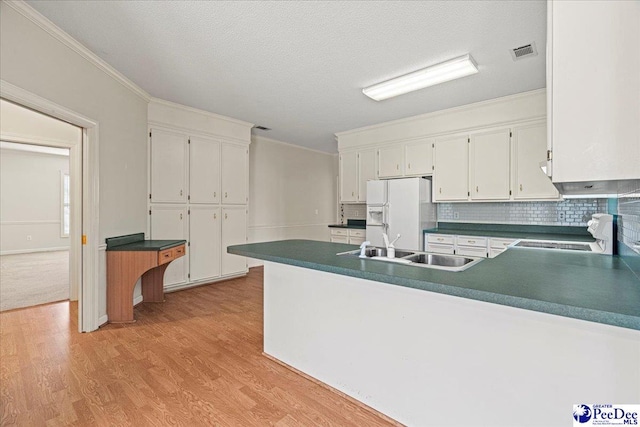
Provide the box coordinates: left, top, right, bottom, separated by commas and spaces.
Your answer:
150, 128, 188, 203
433, 135, 469, 201
221, 142, 248, 205
378, 146, 404, 178
150, 205, 189, 287
404, 139, 433, 177
189, 136, 220, 204
469, 128, 511, 200
548, 0, 640, 186
357, 149, 376, 203
512, 122, 559, 200
339, 151, 358, 203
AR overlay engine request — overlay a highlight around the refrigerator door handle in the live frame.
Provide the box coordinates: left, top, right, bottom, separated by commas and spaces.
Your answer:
383, 205, 389, 230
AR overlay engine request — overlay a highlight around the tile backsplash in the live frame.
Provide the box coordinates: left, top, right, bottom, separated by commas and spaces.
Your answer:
341, 203, 366, 223
437, 199, 608, 226
616, 182, 640, 260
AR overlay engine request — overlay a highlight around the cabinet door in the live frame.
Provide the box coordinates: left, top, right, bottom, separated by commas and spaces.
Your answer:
513, 123, 559, 200
150, 128, 188, 203
150, 205, 188, 287
549, 1, 640, 183
404, 139, 433, 176
470, 129, 511, 200
378, 146, 404, 178
221, 142, 248, 204
357, 149, 376, 202
190, 137, 220, 204
221, 207, 247, 276
339, 151, 358, 202
189, 206, 221, 281
433, 136, 469, 201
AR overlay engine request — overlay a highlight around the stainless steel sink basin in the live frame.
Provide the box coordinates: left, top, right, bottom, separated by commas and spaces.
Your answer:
514, 240, 593, 251
337, 246, 482, 272
357, 247, 416, 258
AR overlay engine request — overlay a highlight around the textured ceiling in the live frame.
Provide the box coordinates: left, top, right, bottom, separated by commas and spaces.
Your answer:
26, 1, 547, 153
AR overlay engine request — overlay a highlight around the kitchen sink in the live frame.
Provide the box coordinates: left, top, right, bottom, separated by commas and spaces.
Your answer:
337, 246, 482, 272
513, 240, 593, 251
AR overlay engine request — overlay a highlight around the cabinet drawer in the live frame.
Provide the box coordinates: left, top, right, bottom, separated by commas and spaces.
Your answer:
490, 238, 517, 249
157, 244, 186, 265
331, 228, 349, 236
456, 236, 487, 247
489, 248, 506, 258
427, 234, 455, 245
426, 243, 455, 255
331, 235, 349, 244
456, 246, 488, 258
349, 236, 365, 245
349, 229, 365, 238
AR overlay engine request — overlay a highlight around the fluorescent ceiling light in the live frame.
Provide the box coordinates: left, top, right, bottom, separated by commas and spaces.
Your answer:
362, 54, 479, 101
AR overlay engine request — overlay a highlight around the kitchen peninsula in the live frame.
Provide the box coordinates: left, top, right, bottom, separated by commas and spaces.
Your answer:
229, 239, 640, 427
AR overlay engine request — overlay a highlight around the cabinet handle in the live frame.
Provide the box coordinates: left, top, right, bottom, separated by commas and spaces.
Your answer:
437, 237, 444, 242
225, 192, 228, 198
468, 240, 476, 244
180, 189, 183, 196
225, 213, 228, 219
352, 191, 355, 197
520, 184, 523, 191
214, 213, 217, 219
214, 191, 217, 198
476, 186, 479, 193
439, 187, 442, 194
396, 164, 399, 170
408, 163, 411, 169
180, 213, 183, 220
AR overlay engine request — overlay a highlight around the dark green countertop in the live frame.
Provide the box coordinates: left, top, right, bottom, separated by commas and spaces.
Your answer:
105, 232, 186, 251
424, 222, 595, 242
106, 240, 186, 251
228, 239, 640, 331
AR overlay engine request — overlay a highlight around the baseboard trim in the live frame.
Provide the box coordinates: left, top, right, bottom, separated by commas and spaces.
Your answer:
98, 315, 108, 327
133, 295, 143, 306
0, 247, 69, 256
262, 352, 404, 427
163, 271, 249, 293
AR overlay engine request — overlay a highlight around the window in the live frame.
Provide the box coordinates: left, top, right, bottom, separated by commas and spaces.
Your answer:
61, 173, 70, 237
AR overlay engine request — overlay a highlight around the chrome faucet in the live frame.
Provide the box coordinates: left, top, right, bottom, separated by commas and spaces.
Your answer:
359, 241, 371, 258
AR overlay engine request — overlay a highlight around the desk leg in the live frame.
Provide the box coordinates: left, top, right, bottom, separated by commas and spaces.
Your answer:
107, 251, 156, 323
142, 263, 169, 302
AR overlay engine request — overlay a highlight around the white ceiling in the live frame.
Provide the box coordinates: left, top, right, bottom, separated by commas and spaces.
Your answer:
27, 1, 547, 153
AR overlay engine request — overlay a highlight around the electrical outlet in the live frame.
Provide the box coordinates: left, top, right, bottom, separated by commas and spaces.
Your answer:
558, 211, 566, 222
26, 235, 32, 241
453, 212, 460, 220
314, 209, 319, 215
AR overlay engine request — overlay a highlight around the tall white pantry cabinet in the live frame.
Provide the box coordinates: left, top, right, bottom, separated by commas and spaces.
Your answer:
147, 99, 253, 291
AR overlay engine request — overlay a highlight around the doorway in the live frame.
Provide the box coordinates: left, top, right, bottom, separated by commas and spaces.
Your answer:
0, 139, 74, 310
0, 81, 100, 332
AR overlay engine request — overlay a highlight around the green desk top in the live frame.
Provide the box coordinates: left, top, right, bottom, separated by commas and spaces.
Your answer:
228, 239, 640, 331
105, 232, 185, 251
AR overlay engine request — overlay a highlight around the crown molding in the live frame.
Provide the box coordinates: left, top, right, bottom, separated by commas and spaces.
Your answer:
252, 135, 336, 157
334, 88, 546, 138
4, 0, 151, 103
149, 97, 254, 129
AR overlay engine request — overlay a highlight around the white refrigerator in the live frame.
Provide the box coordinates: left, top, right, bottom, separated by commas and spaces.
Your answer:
365, 178, 436, 250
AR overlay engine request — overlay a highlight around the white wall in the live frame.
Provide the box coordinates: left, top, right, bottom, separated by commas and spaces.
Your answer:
248, 136, 337, 266
0, 3, 149, 243
0, 148, 70, 254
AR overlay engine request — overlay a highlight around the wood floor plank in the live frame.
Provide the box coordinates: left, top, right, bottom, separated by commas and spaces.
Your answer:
0, 267, 399, 426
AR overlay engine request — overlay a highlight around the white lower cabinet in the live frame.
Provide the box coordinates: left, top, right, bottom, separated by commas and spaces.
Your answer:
489, 238, 517, 258
150, 205, 189, 286
221, 207, 248, 276
189, 206, 221, 281
348, 229, 365, 245
456, 235, 488, 258
330, 228, 364, 244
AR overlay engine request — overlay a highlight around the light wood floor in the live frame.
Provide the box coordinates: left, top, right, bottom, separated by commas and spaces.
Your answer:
0, 267, 397, 426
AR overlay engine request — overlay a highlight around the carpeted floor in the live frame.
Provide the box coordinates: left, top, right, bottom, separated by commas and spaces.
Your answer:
0, 250, 69, 311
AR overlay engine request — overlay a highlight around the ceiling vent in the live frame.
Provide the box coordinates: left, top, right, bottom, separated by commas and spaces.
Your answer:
254, 125, 271, 131
510, 42, 538, 61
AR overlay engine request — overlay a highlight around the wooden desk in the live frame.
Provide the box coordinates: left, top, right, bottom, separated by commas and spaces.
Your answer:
106, 233, 186, 323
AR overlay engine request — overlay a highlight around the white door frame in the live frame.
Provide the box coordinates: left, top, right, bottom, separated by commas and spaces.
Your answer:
1, 80, 100, 332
